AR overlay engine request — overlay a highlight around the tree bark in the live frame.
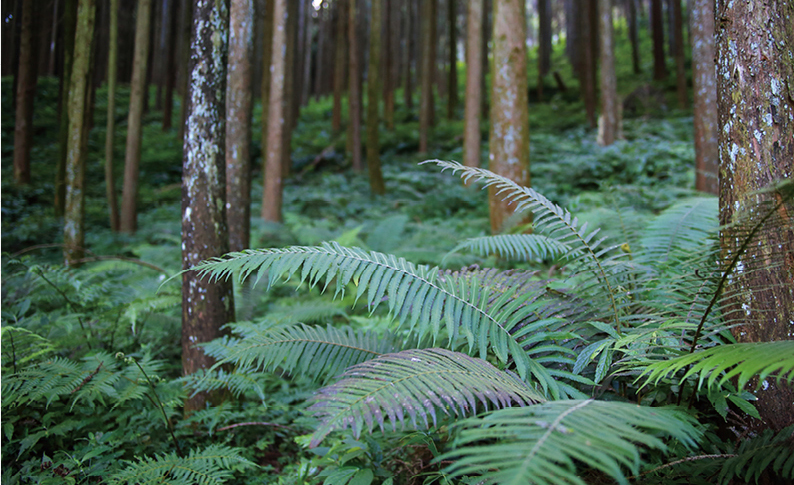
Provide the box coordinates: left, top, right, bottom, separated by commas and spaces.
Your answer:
177, 0, 191, 141
537, 0, 551, 77
262, 0, 287, 222
671, 0, 686, 108
382, 0, 394, 129
55, 0, 78, 216
162, 0, 179, 130
300, 0, 312, 106
488, 0, 530, 233
717, 0, 794, 433
259, 0, 273, 216
691, 0, 717, 194
226, 0, 254, 252
651, 0, 667, 79
314, 1, 328, 101
181, 0, 234, 415
418, 0, 434, 153
347, 0, 363, 170
105, 0, 120, 231
565, 0, 579, 78
402, 0, 413, 111
627, 0, 640, 74
580, 0, 596, 129
366, 0, 385, 195
13, 0, 37, 185
332, 0, 346, 133
282, 0, 297, 176
446, 0, 457, 119
597, 0, 619, 146
463, 0, 483, 168
64, 0, 95, 266
119, 0, 152, 233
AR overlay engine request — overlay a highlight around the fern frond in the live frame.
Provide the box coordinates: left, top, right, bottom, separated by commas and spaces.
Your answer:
638, 341, 794, 391
0, 326, 53, 370
445, 234, 571, 263
639, 197, 718, 263
109, 444, 255, 485
182, 368, 268, 401
717, 424, 794, 484
444, 399, 701, 485
307, 348, 544, 447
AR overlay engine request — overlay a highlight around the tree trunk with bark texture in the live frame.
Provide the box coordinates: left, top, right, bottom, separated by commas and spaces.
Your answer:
314, 1, 328, 101
672, 0, 686, 108
181, 0, 234, 415
418, 0, 434, 153
332, 0, 346, 133
347, 0, 362, 171
627, 0, 640, 74
282, 0, 297, 176
537, 0, 550, 77
402, 0, 413, 111
301, 0, 312, 106
119, 0, 152, 233
580, 0, 596, 129
366, 0, 385, 194
105, 0, 120, 231
177, 0, 191, 141
651, 0, 667, 79
488, 0, 529, 233
226, 0, 254, 252
463, 0, 483, 168
259, 0, 273, 216
382, 0, 393, 129
717, 0, 794, 434
162, 0, 179, 131
55, 0, 78, 216
597, 0, 619, 146
13, 0, 37, 185
262, 0, 287, 222
691, 0, 717, 194
64, 0, 95, 266
446, 0, 457, 119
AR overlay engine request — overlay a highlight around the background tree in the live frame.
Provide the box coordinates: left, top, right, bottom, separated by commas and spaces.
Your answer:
488, 0, 530, 233
463, 0, 483, 168
418, 0, 434, 153
226, 0, 254, 252
332, 0, 347, 134
717, 0, 794, 433
282, 0, 297, 177
627, 0, 640, 74
13, 0, 37, 185
120, 0, 153, 233
181, 0, 234, 414
671, 0, 686, 108
579, 0, 596, 129
536, 0, 550, 99
347, 0, 363, 170
598, 0, 619, 146
262, 0, 287, 222
366, 0, 385, 195
55, 0, 78, 215
64, 0, 96, 266
105, 0, 120, 231
446, 0, 457, 119
691, 0, 718, 194
161, 0, 179, 131
259, 0, 273, 217
650, 0, 667, 80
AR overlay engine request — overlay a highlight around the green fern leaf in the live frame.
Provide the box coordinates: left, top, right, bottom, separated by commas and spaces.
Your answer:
445, 234, 572, 263
307, 348, 544, 447
717, 424, 794, 484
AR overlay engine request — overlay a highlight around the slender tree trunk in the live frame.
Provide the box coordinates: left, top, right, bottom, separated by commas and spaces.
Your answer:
259, 0, 273, 216
162, 0, 179, 130
182, 0, 234, 415
295, 0, 306, 109
64, 0, 95, 266
13, 0, 37, 185
366, 0, 385, 194
627, 0, 640, 74
489, 0, 529, 233
332, 0, 346, 133
463, 0, 483, 168
418, 0, 434, 153
716, 0, 794, 434
314, 1, 327, 101
347, 0, 362, 171
177, 0, 192, 141
262, 0, 287, 222
282, 0, 297, 176
446, 0, 457, 119
671, 0, 686, 107
402, 0, 413, 111
105, 0, 120, 231
226, 0, 254, 252
598, 0, 619, 146
565, 0, 579, 78
691, 0, 717, 194
480, 0, 490, 118
55, 0, 78, 216
651, 0, 667, 79
537, 0, 550, 77
382, 0, 394, 129
301, 0, 312, 106
119, 0, 152, 233
141, 0, 156, 115
580, 0, 596, 129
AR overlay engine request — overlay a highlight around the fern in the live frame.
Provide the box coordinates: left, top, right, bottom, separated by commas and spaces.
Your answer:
717, 424, 794, 484
443, 399, 701, 485
0, 326, 53, 371
445, 234, 572, 263
307, 348, 544, 447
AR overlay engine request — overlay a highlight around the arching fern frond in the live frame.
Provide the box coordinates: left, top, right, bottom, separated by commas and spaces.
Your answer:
109, 444, 255, 485
443, 399, 701, 485
638, 341, 794, 391
717, 424, 794, 484
638, 197, 718, 263
0, 326, 53, 371
307, 348, 544, 447
444, 234, 572, 263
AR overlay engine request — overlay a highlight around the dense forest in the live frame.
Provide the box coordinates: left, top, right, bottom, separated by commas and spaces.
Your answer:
2, 0, 793, 484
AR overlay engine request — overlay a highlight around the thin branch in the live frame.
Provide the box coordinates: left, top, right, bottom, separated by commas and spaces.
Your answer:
629, 454, 736, 480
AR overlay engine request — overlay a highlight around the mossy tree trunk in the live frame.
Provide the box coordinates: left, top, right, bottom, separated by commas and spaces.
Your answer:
597, 0, 619, 146
488, 0, 529, 233
366, 0, 385, 195
63, 0, 95, 266
105, 0, 120, 231
717, 0, 794, 434
181, 0, 234, 415
463, 0, 483, 168
262, 0, 287, 222
691, 0, 718, 194
13, 0, 37, 186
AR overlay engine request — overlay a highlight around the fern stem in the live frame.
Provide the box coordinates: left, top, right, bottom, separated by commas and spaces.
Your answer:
628, 453, 736, 479
131, 358, 183, 458
216, 421, 292, 432
30, 265, 94, 349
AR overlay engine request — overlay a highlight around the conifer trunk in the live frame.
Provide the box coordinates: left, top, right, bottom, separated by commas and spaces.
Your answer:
651, 0, 667, 79
418, 0, 433, 153
463, 0, 483, 168
366, 0, 385, 195
332, 0, 346, 134
402, 0, 413, 111
347, 0, 363, 171
262, 0, 287, 222
446, 0, 457, 119
259, 0, 273, 217
597, 0, 619, 146
671, 0, 686, 108
55, 0, 78, 216
161, 0, 179, 131
627, 0, 640, 74
105, 0, 120, 231
691, 0, 717, 194
580, 0, 596, 129
13, 0, 37, 185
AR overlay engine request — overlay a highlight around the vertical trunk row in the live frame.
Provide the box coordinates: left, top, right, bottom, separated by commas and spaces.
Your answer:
105, 0, 120, 231
382, 0, 394, 130
300, 0, 312, 106
177, 0, 192, 142
332, 0, 347, 134
366, 0, 385, 194
262, 0, 287, 222
463, 0, 483, 168
259, 0, 274, 216
347, 0, 363, 170
13, 0, 37, 185
691, 0, 717, 194
282, 0, 297, 176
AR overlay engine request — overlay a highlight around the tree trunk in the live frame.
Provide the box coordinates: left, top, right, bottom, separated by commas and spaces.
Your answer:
226, 0, 254, 252
177, 0, 191, 141
627, 0, 640, 74
119, 0, 152, 233
259, 0, 273, 216
181, 0, 234, 415
366, 0, 385, 195
282, 0, 297, 177
418, 0, 434, 153
55, 0, 78, 216
597, 0, 619, 146
332, 0, 346, 133
537, 0, 551, 77
382, 0, 394, 129
141, 0, 157, 115
463, 0, 483, 168
314, 0, 327, 101
13, 0, 37, 185
580, 0, 596, 129
481, 0, 490, 117
488, 0, 529, 233
162, 0, 179, 131
565, 0, 579, 78
671, 0, 686, 108
105, 0, 120, 231
651, 0, 667, 79
347, 0, 363, 171
64, 0, 95, 266
402, 0, 413, 111
717, 0, 794, 434
300, 0, 312, 106
262, 0, 287, 222
691, 0, 717, 194
446, 0, 457, 119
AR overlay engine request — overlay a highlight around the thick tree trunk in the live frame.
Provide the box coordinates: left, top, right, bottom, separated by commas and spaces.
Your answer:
627, 0, 640, 74
651, 0, 667, 79
226, 0, 254, 252
717, 0, 794, 433
13, 0, 37, 185
259, 0, 273, 216
55, 0, 78, 216
597, 0, 619, 146
418, 0, 434, 153
580, 0, 596, 129
119, 0, 152, 233
366, 0, 385, 195
488, 0, 529, 233
262, 0, 287, 222
105, 0, 120, 231
332, 0, 346, 133
347, 0, 362, 171
64, 0, 95, 266
463, 0, 483, 168
181, 0, 234, 415
162, 0, 179, 131
671, 0, 686, 108
446, 0, 457, 119
691, 0, 717, 194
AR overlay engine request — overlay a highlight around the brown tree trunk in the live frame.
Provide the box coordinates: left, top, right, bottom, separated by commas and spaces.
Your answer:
55, 0, 78, 216
597, 0, 619, 146
671, 0, 686, 108
347, 0, 363, 171
259, 0, 273, 210
366, 0, 385, 195
627, 0, 640, 74
226, 0, 254, 252
119, 0, 152, 233
717, 0, 794, 433
418, 0, 434, 153
181, 0, 234, 415
13, 0, 37, 185
481, 0, 490, 117
301, 0, 312, 106
691, 0, 717, 194
177, 0, 191, 141
446, 0, 457, 119
580, 0, 596, 129
332, 0, 346, 133
402, 0, 413, 111
64, 0, 95, 266
162, 0, 179, 131
488, 0, 529, 233
463, 0, 483, 168
105, 0, 120, 231
382, 0, 394, 130
262, 0, 287, 222
314, 0, 328, 102
565, 0, 579, 78
537, 0, 551, 77
282, 0, 297, 176
651, 0, 667, 79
